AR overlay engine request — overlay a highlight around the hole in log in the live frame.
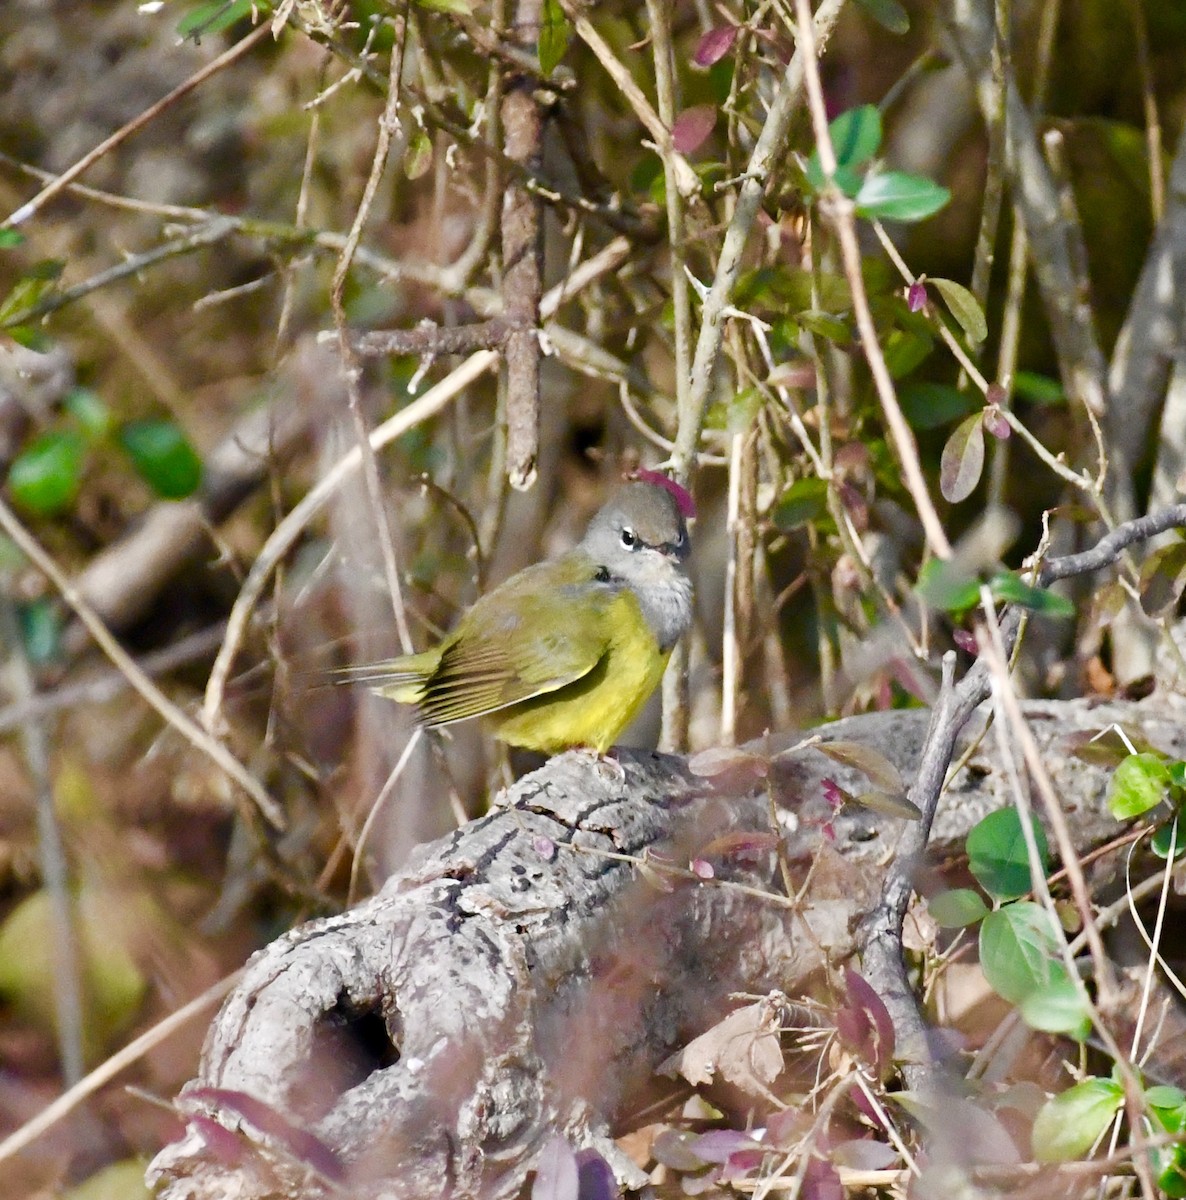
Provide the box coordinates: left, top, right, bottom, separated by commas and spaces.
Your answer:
292, 994, 402, 1119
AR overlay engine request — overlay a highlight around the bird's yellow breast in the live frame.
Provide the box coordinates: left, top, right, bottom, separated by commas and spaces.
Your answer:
491, 588, 668, 754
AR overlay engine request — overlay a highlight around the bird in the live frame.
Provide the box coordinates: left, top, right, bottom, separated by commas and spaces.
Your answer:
343, 473, 695, 754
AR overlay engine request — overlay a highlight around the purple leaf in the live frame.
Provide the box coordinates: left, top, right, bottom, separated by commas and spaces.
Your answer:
939, 410, 985, 502
802, 1157, 844, 1200
836, 969, 896, 1080
575, 1148, 619, 1200
188, 1115, 246, 1166
821, 778, 846, 812
688, 1129, 763, 1163
952, 628, 978, 655
693, 25, 738, 67
984, 406, 1011, 439
185, 1088, 343, 1181
672, 105, 717, 154
533, 1135, 580, 1200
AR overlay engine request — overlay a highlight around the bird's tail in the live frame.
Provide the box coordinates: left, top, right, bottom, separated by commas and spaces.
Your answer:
329, 649, 439, 704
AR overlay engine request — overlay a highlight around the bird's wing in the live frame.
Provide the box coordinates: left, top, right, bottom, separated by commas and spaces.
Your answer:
416, 556, 615, 726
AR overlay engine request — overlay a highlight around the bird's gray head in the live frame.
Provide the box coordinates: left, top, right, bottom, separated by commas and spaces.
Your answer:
580, 479, 693, 650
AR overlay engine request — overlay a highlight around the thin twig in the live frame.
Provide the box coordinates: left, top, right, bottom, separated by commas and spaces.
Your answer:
0, 593, 85, 1084
0, 969, 242, 1165
330, 10, 415, 656
0, 497, 285, 829
3, 22, 272, 227
0, 217, 240, 329
671, 0, 847, 486
202, 238, 631, 730
793, 0, 951, 560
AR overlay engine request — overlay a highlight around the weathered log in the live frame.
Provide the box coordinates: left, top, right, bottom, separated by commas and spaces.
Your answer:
147, 696, 1186, 1199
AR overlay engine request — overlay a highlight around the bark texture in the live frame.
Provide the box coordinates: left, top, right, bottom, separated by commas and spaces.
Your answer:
147, 696, 1186, 1199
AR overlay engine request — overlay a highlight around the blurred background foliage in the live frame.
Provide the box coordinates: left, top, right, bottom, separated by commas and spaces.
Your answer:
0, 0, 1183, 1194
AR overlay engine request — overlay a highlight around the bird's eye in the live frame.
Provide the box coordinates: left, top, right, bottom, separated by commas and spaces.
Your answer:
620, 528, 637, 548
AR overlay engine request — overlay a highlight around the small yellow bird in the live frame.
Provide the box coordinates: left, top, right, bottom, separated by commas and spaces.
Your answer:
346, 474, 694, 754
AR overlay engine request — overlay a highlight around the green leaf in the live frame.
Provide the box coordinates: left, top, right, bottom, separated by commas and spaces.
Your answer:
932, 278, 988, 345
1148, 1086, 1186, 1112
0, 263, 63, 326
797, 309, 851, 344
0, 228, 25, 248
117, 421, 203, 500
805, 106, 882, 191
538, 0, 571, 74
980, 902, 1067, 1005
772, 477, 829, 530
988, 572, 1076, 618
176, 0, 260, 41
18, 599, 61, 664
939, 410, 985, 502
1012, 371, 1065, 406
1019, 975, 1092, 1039
404, 130, 434, 180
899, 382, 979, 430
5, 325, 52, 352
915, 558, 980, 614
8, 430, 86, 516
967, 808, 1049, 901
928, 888, 989, 928
854, 0, 910, 33
1107, 752, 1172, 820
414, 0, 473, 12
1152, 820, 1186, 860
63, 388, 112, 442
855, 171, 951, 222
1031, 1078, 1123, 1163
828, 105, 883, 170
1139, 541, 1186, 616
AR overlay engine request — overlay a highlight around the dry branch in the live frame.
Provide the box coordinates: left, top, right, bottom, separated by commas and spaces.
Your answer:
147, 695, 1186, 1200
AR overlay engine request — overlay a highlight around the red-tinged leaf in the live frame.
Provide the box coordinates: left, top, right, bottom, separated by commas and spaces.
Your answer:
940, 410, 985, 502
821, 778, 846, 811
697, 830, 781, 860
188, 1115, 247, 1167
953, 628, 978, 654
983, 405, 1011, 439
689, 1129, 763, 1164
907, 280, 927, 311
802, 1157, 844, 1200
533, 1135, 580, 1200
672, 105, 717, 154
817, 739, 904, 793
185, 1088, 344, 1181
693, 25, 737, 67
687, 745, 769, 779
837, 969, 895, 1079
